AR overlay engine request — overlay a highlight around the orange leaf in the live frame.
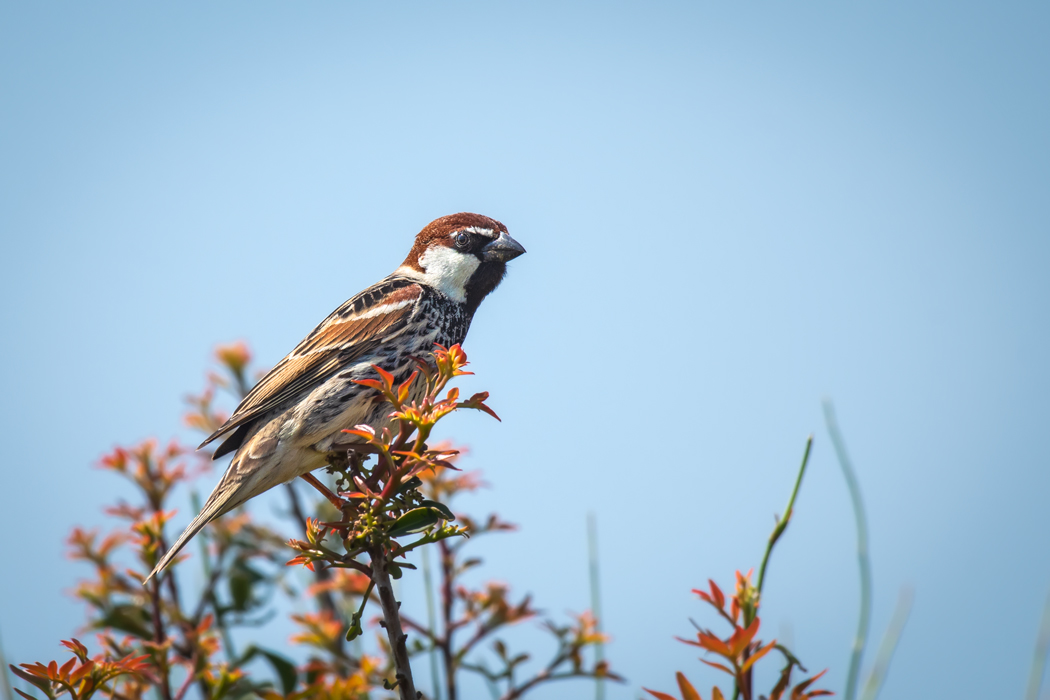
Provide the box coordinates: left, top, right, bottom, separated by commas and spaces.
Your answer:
709, 580, 725, 609
460, 392, 501, 421
61, 639, 89, 661
68, 659, 96, 684
352, 378, 383, 390
696, 631, 732, 658
727, 617, 761, 658
58, 657, 76, 679
644, 689, 679, 700
792, 669, 832, 700
676, 672, 702, 700
693, 589, 714, 605
397, 371, 419, 403
371, 364, 395, 387
712, 688, 725, 700
699, 659, 734, 676
740, 639, 776, 673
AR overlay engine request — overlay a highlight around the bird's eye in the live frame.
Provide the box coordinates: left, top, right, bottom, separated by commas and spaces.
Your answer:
454, 232, 470, 248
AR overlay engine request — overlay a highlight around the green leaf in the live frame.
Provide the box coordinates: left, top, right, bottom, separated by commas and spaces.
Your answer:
395, 476, 423, 496
389, 508, 441, 537
228, 560, 264, 612
235, 646, 298, 695
95, 604, 153, 639
420, 499, 455, 520
259, 650, 297, 695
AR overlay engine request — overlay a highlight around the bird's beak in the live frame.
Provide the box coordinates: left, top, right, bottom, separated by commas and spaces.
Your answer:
481, 231, 526, 262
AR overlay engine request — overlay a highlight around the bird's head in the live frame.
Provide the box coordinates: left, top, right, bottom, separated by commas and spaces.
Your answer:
399, 213, 526, 313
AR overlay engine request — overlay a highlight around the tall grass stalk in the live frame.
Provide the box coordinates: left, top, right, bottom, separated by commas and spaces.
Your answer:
860, 587, 913, 700
1025, 588, 1050, 700
823, 400, 871, 700
0, 625, 13, 700
422, 545, 443, 700
588, 512, 604, 700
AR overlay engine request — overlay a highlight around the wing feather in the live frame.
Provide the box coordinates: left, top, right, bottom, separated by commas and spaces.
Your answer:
199, 277, 424, 450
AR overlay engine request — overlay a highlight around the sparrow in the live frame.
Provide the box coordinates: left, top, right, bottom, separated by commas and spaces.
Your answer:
146, 213, 525, 582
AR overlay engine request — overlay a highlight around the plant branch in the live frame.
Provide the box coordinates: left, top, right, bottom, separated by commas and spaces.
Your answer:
284, 482, 341, 625
148, 579, 173, 700
371, 545, 418, 700
501, 649, 574, 700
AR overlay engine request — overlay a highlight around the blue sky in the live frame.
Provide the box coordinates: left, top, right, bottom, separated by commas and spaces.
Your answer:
2, 2, 1048, 698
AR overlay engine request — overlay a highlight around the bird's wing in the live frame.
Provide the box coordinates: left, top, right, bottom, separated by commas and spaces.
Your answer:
199, 277, 425, 450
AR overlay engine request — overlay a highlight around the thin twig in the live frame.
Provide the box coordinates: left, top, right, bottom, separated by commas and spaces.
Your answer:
501, 649, 572, 700
172, 650, 200, 700
823, 400, 872, 700
756, 435, 814, 596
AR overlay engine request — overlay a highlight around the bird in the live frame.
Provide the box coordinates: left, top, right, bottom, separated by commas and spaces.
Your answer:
146, 213, 525, 582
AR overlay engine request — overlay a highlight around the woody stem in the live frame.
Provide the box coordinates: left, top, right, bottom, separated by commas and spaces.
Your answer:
371, 544, 418, 700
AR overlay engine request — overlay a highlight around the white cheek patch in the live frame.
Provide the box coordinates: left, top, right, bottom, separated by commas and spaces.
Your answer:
415, 245, 480, 302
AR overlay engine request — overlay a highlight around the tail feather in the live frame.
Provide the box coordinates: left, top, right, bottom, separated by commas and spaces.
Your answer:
145, 510, 210, 583
144, 414, 310, 585
144, 466, 254, 584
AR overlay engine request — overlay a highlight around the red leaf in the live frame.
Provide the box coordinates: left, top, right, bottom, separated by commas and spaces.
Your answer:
643, 689, 679, 700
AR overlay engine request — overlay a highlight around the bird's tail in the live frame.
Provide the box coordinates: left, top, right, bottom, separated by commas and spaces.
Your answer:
144, 462, 253, 584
